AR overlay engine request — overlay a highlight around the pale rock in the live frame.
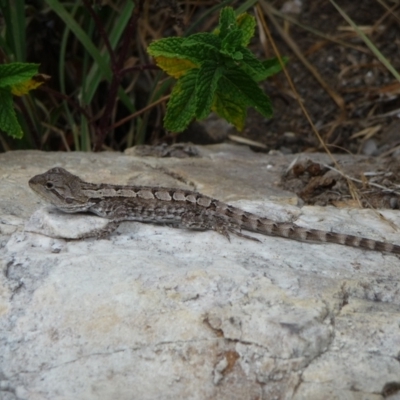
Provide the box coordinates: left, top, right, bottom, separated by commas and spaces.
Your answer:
0, 146, 400, 399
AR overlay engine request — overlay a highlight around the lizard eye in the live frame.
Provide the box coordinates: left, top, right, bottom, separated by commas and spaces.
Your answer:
65, 197, 74, 204
45, 182, 54, 189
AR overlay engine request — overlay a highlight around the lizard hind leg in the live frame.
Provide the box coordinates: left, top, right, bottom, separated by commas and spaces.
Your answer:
180, 211, 232, 241
214, 222, 231, 242
228, 227, 261, 242
214, 220, 261, 243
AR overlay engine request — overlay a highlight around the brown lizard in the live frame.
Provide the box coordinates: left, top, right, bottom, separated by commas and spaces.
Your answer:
29, 167, 400, 254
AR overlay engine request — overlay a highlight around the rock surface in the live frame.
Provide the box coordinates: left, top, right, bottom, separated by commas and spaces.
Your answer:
1, 145, 400, 400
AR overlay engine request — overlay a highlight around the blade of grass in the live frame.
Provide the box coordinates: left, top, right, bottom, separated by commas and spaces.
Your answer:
49, 0, 135, 149
236, 0, 260, 14
79, 15, 96, 151
330, 0, 400, 82
59, 1, 81, 150
83, 0, 135, 106
45, 0, 113, 81
0, 34, 12, 57
0, 0, 26, 60
81, 115, 91, 151
134, 73, 172, 145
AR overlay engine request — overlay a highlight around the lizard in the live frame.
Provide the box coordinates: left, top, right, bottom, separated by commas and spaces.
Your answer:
28, 167, 400, 254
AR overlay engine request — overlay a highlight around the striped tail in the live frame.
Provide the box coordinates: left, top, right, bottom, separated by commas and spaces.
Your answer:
236, 212, 400, 254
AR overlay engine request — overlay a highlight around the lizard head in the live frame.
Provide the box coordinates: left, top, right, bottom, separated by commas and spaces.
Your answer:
29, 167, 90, 212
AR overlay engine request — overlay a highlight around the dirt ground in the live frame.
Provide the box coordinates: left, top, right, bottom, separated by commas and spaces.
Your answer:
230, 0, 400, 209
244, 0, 400, 155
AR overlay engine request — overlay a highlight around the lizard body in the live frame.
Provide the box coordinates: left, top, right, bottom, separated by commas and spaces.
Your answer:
29, 167, 400, 254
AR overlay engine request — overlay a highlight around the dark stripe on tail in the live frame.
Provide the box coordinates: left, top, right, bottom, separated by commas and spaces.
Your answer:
238, 214, 400, 254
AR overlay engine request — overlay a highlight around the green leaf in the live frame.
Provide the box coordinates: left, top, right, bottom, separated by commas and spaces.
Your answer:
221, 30, 243, 58
0, 88, 23, 138
180, 42, 220, 62
195, 61, 223, 120
238, 48, 267, 81
238, 53, 287, 82
0, 63, 39, 88
232, 51, 244, 61
219, 7, 237, 39
149, 37, 218, 64
262, 57, 288, 78
148, 37, 186, 58
213, 82, 247, 131
146, 5, 283, 133
183, 32, 221, 48
153, 56, 198, 79
237, 13, 256, 46
11, 76, 44, 96
224, 67, 273, 118
164, 69, 198, 132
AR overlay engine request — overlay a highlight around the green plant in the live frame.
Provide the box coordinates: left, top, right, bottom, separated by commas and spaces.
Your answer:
0, 62, 41, 138
0, 2, 268, 151
0, 0, 141, 151
148, 6, 286, 132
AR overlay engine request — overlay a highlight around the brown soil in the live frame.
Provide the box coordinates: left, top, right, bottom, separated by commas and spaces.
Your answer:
237, 0, 400, 208
241, 0, 400, 158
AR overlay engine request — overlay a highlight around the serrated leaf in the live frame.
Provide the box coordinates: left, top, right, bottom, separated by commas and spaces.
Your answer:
239, 48, 272, 81
154, 56, 198, 78
183, 32, 221, 49
148, 37, 185, 57
238, 52, 287, 82
262, 57, 288, 78
221, 30, 243, 58
149, 36, 219, 66
212, 79, 247, 131
232, 51, 243, 61
0, 88, 23, 138
180, 42, 220, 62
164, 69, 198, 132
237, 13, 256, 46
219, 7, 237, 39
224, 67, 273, 118
195, 61, 223, 120
147, 6, 282, 135
0, 63, 39, 88
11, 76, 44, 96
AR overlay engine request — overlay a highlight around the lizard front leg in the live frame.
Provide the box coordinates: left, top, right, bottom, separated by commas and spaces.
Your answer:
77, 220, 120, 239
